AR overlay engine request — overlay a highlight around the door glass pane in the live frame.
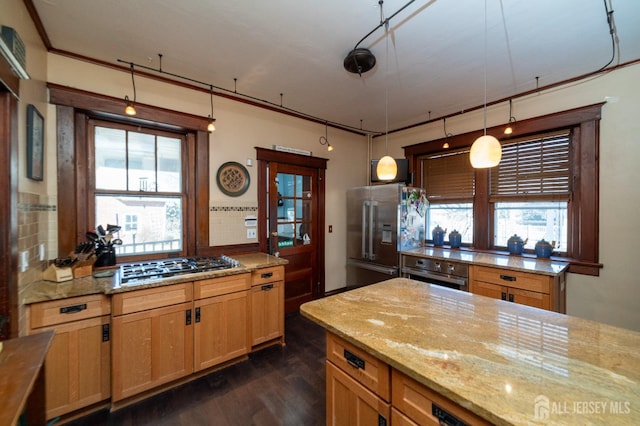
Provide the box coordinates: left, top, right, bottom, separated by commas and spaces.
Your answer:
278, 173, 295, 197
128, 132, 156, 191
157, 136, 181, 192
95, 127, 127, 190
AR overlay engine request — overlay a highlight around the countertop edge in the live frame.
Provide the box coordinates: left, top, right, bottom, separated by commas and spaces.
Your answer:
401, 247, 569, 276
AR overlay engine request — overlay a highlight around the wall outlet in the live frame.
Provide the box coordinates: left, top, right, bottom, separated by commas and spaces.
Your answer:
20, 250, 28, 272
247, 228, 257, 239
39, 243, 46, 261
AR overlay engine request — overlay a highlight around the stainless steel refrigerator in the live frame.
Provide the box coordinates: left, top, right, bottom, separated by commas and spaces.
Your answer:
346, 183, 427, 288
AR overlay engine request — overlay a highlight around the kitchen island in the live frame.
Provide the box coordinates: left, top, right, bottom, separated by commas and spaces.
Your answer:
300, 278, 640, 425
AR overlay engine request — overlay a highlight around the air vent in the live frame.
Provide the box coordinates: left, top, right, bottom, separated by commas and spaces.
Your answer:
0, 26, 29, 79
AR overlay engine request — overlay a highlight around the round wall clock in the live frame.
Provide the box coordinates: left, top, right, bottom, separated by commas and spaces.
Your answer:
216, 161, 250, 196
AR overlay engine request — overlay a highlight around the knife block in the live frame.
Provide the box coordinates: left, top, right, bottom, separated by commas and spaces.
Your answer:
42, 264, 73, 282
72, 259, 95, 278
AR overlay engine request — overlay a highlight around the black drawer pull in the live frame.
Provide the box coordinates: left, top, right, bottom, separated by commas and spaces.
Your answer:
344, 349, 365, 370
378, 414, 387, 426
261, 272, 274, 279
60, 304, 87, 314
102, 324, 110, 342
195, 307, 201, 323
433, 403, 468, 426
501, 292, 507, 301
186, 309, 192, 325
508, 293, 515, 303
261, 284, 274, 291
500, 274, 516, 282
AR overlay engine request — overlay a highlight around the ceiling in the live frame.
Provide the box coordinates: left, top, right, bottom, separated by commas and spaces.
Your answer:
31, 0, 640, 134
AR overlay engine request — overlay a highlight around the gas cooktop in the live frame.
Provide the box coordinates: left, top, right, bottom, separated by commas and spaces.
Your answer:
119, 256, 241, 284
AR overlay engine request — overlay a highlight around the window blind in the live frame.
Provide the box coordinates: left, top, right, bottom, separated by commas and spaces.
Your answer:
422, 149, 474, 203
490, 131, 571, 202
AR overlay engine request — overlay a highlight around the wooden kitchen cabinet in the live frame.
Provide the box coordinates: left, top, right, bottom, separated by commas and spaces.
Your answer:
392, 369, 491, 426
470, 265, 565, 312
326, 332, 390, 426
28, 294, 111, 420
250, 266, 285, 348
111, 283, 193, 402
193, 273, 251, 371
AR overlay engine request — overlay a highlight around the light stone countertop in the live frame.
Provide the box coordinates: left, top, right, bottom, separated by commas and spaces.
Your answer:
23, 253, 288, 304
403, 247, 569, 276
300, 278, 640, 425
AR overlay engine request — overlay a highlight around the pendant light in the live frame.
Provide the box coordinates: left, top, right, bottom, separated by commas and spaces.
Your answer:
124, 63, 137, 116
319, 121, 334, 151
504, 99, 516, 135
207, 85, 216, 132
376, 18, 397, 181
470, 0, 501, 168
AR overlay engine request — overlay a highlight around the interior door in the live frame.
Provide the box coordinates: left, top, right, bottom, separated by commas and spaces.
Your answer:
268, 163, 319, 314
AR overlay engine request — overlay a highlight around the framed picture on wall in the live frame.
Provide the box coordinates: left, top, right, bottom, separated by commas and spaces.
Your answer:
27, 104, 44, 181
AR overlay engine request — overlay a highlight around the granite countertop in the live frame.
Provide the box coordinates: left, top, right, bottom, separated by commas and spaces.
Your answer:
300, 278, 640, 425
403, 247, 569, 276
23, 253, 288, 305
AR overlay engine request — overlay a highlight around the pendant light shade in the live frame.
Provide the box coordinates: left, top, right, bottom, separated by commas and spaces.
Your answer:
377, 155, 398, 181
124, 63, 137, 116
470, 135, 502, 168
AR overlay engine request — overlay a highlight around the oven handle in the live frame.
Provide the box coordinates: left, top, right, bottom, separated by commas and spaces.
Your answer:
402, 267, 468, 287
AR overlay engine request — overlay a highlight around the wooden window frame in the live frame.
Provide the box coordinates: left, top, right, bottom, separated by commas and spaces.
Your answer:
49, 83, 212, 260
405, 103, 603, 275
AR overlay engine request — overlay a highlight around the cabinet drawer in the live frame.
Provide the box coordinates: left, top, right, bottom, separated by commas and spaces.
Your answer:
326, 332, 390, 401
30, 294, 111, 328
112, 282, 193, 316
251, 266, 283, 286
194, 273, 250, 299
392, 369, 492, 426
472, 266, 550, 294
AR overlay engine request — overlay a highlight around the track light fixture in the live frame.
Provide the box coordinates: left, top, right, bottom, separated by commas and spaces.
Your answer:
504, 99, 516, 135
124, 63, 137, 116
442, 117, 453, 149
207, 85, 216, 132
319, 122, 334, 151
470, 0, 502, 168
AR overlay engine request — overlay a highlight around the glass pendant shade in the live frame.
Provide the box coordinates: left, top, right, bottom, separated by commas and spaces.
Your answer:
207, 118, 216, 132
470, 135, 502, 168
377, 155, 397, 180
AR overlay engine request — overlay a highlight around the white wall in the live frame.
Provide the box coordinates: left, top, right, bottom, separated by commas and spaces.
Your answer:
374, 64, 640, 331
45, 54, 370, 293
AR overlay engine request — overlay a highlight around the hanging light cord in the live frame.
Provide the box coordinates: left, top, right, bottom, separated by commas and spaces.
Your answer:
598, 0, 617, 71
209, 84, 214, 117
129, 63, 137, 103
482, 0, 488, 136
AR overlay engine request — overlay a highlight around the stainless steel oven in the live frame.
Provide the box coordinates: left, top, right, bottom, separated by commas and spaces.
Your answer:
402, 255, 469, 292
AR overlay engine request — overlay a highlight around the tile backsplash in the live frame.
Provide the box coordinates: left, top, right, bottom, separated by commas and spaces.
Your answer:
210, 201, 259, 246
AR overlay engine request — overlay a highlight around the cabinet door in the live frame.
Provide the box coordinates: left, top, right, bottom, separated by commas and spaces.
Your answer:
194, 291, 249, 371
33, 315, 110, 419
250, 280, 284, 346
326, 361, 390, 426
111, 302, 193, 401
510, 287, 550, 310
471, 281, 506, 301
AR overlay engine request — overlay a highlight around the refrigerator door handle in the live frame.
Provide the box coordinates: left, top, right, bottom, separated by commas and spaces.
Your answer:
362, 201, 369, 258
348, 259, 398, 276
369, 201, 377, 261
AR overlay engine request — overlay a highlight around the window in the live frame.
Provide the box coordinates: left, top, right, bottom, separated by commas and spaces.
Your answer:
490, 131, 570, 252
404, 103, 603, 275
92, 122, 186, 257
421, 149, 474, 243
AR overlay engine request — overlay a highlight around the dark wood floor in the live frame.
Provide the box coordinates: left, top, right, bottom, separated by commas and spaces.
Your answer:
68, 313, 326, 426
